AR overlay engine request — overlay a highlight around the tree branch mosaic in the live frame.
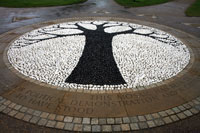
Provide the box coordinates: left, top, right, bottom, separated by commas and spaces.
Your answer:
7, 21, 190, 90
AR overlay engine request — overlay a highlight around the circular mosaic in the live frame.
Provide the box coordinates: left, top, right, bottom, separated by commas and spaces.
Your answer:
7, 21, 190, 90
1, 17, 200, 132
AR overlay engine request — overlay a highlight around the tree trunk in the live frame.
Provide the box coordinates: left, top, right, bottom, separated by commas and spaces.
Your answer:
65, 27, 126, 85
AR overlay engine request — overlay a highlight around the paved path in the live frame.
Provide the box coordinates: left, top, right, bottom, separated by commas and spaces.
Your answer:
0, 0, 200, 132
0, 0, 199, 37
0, 113, 199, 133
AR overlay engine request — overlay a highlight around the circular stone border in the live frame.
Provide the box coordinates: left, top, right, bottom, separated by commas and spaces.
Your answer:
0, 17, 200, 132
2, 17, 195, 93
6, 20, 191, 91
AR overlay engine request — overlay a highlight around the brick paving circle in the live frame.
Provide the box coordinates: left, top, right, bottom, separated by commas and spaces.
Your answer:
0, 17, 200, 132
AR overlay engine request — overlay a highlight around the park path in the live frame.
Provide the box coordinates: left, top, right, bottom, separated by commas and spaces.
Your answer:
0, 0, 199, 37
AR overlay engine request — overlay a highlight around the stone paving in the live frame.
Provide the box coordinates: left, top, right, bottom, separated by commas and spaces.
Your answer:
1, 94, 199, 132
0, 0, 200, 132
0, 17, 200, 132
0, 0, 199, 37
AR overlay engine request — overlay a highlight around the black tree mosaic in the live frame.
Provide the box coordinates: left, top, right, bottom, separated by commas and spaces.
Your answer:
8, 21, 190, 90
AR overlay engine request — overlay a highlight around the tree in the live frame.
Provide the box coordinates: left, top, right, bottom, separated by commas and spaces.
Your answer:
21, 21, 175, 86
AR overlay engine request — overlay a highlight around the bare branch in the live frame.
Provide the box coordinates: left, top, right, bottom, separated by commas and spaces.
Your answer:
25, 32, 83, 41
57, 24, 78, 30
17, 32, 84, 48
101, 22, 109, 26
13, 21, 177, 49
111, 25, 135, 35
38, 30, 83, 37
13, 22, 88, 48
150, 35, 178, 44
74, 23, 90, 31
103, 23, 122, 28
14, 30, 84, 48
111, 24, 177, 45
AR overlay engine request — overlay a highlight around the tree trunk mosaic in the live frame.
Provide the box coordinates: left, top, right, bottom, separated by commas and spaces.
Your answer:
7, 21, 190, 90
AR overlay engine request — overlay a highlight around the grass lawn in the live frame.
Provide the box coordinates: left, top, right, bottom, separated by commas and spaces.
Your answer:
114, 0, 172, 7
185, 0, 200, 17
0, 0, 87, 8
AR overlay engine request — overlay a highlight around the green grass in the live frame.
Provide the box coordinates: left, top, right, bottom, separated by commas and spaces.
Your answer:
114, 0, 172, 7
185, 0, 200, 17
0, 0, 87, 8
